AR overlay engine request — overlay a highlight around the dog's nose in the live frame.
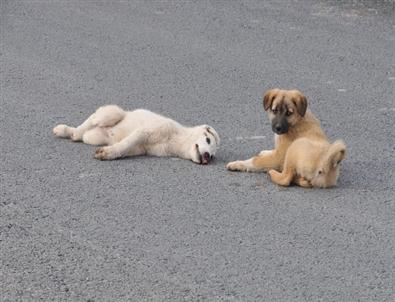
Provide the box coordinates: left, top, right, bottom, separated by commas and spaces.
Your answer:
275, 125, 282, 132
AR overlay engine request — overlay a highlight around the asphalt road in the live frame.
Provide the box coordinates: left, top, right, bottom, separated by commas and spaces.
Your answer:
1, 1, 394, 301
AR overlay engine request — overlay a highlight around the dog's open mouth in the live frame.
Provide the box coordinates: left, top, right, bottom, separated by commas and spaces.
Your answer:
195, 144, 214, 165
198, 151, 214, 165
198, 152, 210, 165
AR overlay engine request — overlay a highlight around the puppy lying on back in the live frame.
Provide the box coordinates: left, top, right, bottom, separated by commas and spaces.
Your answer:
53, 105, 220, 164
268, 139, 346, 188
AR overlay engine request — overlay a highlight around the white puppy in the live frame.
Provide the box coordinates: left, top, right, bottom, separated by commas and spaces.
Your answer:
53, 105, 220, 164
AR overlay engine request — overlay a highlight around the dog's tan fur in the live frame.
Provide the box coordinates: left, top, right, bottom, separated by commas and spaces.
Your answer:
226, 89, 346, 188
268, 139, 346, 188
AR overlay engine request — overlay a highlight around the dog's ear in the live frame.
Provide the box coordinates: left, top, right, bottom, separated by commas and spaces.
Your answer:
290, 90, 308, 117
206, 126, 220, 146
263, 89, 279, 111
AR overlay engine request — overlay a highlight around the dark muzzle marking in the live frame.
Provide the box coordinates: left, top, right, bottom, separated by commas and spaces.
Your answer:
271, 114, 289, 134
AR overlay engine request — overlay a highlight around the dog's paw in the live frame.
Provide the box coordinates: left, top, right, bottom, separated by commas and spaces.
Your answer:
94, 147, 114, 160
295, 176, 313, 188
268, 169, 278, 179
226, 161, 247, 172
299, 179, 313, 188
53, 124, 68, 137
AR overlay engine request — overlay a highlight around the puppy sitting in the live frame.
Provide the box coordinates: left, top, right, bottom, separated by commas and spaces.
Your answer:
226, 89, 346, 188
53, 105, 220, 164
268, 139, 346, 188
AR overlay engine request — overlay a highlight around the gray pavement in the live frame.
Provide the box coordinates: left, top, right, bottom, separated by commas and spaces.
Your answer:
1, 0, 394, 301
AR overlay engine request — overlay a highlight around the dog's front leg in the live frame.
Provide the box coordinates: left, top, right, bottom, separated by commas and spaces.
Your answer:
94, 129, 146, 160
226, 157, 259, 172
226, 150, 282, 172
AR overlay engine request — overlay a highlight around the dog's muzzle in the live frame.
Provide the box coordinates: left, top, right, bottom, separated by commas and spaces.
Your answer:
272, 123, 289, 135
200, 152, 214, 165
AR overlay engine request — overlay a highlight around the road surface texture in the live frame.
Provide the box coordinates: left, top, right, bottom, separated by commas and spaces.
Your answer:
1, 0, 394, 301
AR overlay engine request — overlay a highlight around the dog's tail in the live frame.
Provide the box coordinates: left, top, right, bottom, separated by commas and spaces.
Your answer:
91, 105, 126, 127
323, 140, 346, 170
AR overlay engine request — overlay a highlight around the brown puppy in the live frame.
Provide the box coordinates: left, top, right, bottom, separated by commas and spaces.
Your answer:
226, 89, 346, 188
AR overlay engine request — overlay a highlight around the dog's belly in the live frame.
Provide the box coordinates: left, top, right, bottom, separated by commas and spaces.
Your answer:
144, 143, 172, 157
106, 126, 130, 144
126, 144, 146, 156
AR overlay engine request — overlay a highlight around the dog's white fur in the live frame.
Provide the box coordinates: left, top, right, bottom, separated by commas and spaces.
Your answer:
53, 105, 220, 164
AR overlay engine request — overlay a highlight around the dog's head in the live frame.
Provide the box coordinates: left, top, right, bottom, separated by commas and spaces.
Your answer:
190, 125, 220, 165
263, 89, 308, 135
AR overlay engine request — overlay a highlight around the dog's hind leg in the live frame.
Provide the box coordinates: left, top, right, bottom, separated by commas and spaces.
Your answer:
268, 166, 294, 187
70, 113, 98, 141
53, 105, 125, 142
267, 150, 295, 186
90, 105, 126, 127
82, 128, 109, 146
53, 124, 75, 138
94, 129, 147, 160
73, 106, 125, 141
53, 112, 96, 141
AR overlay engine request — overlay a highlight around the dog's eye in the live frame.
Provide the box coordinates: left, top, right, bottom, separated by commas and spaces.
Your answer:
195, 144, 199, 149
206, 137, 211, 144
272, 108, 278, 114
318, 170, 322, 175
286, 111, 293, 116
